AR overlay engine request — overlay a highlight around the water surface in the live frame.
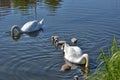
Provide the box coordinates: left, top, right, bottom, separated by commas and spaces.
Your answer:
0, 0, 120, 80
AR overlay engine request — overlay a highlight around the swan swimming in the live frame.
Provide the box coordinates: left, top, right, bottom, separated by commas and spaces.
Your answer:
11, 19, 44, 40
61, 43, 89, 72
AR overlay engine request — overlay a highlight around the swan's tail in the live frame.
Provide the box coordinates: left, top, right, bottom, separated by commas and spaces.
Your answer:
39, 18, 44, 25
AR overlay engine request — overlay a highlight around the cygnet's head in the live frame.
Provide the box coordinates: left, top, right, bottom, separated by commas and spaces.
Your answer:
74, 75, 78, 80
71, 38, 77, 44
51, 35, 59, 43
55, 40, 66, 49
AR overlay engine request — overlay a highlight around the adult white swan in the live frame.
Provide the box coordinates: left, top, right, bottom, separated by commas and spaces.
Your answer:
61, 43, 89, 73
11, 19, 44, 40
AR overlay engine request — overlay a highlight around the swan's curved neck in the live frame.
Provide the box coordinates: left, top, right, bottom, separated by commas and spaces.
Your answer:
11, 25, 22, 40
63, 43, 69, 52
83, 54, 89, 74
83, 54, 89, 68
11, 25, 22, 34
86, 55, 89, 68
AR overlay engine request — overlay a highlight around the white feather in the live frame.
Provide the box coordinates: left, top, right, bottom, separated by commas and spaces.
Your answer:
63, 43, 86, 64
21, 19, 44, 32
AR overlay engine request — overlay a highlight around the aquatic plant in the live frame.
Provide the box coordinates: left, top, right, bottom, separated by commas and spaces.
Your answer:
88, 37, 120, 80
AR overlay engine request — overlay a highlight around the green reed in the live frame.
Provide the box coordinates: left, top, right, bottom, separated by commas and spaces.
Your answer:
88, 37, 120, 80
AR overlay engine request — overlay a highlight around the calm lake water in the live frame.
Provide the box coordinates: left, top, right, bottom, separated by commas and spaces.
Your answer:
0, 0, 120, 80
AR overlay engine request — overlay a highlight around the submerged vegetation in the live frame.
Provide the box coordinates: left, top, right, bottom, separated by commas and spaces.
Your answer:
88, 37, 120, 80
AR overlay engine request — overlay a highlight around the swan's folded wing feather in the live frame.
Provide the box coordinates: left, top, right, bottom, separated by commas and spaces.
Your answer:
64, 46, 83, 64
21, 20, 38, 32
64, 47, 78, 63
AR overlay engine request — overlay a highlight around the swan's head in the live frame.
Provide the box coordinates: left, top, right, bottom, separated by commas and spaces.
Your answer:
11, 25, 22, 41
60, 63, 71, 72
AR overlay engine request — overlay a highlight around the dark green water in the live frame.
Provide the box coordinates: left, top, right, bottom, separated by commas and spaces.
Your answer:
0, 0, 120, 80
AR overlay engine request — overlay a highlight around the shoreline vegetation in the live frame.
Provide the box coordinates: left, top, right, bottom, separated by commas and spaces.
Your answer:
88, 37, 120, 80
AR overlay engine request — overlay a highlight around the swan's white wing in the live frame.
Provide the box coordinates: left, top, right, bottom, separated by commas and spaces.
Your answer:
21, 20, 40, 32
64, 47, 74, 62
64, 46, 82, 64
21, 20, 37, 32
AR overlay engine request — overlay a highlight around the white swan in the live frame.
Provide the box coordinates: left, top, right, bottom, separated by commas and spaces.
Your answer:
61, 43, 89, 72
11, 19, 44, 40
